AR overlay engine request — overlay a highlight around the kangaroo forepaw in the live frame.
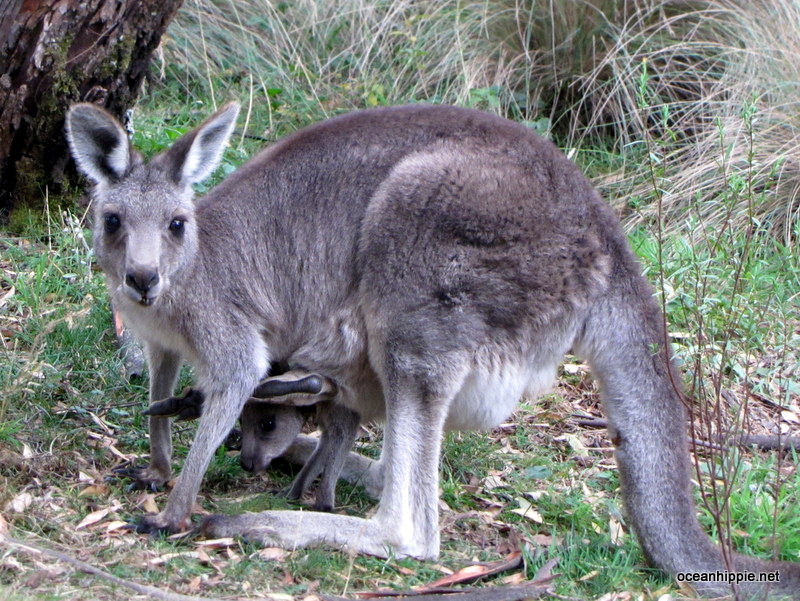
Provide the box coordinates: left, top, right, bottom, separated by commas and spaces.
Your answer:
223, 427, 242, 450
143, 387, 206, 421
110, 463, 170, 492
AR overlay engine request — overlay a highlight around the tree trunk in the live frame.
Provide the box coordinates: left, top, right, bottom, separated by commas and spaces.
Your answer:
0, 0, 185, 217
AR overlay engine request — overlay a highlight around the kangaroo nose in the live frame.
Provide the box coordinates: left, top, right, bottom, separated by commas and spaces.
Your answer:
240, 456, 254, 472
125, 268, 159, 294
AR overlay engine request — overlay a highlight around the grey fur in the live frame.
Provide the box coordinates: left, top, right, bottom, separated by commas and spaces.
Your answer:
66, 102, 799, 599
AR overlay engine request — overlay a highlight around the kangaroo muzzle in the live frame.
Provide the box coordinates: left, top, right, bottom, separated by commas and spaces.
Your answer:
124, 265, 161, 305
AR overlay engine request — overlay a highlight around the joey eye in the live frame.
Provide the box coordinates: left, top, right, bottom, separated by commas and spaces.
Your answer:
104, 214, 121, 235
259, 417, 276, 436
169, 218, 185, 236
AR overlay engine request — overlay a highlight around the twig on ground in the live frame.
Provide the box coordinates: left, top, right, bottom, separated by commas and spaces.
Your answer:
321, 584, 550, 601
571, 414, 800, 452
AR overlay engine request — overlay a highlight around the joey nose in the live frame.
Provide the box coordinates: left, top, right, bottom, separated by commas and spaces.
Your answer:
125, 269, 159, 294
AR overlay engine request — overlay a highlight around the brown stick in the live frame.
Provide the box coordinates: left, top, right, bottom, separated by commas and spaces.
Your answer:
321, 584, 550, 601
572, 414, 800, 452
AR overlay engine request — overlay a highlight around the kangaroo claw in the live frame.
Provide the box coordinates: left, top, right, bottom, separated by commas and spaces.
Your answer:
144, 387, 206, 421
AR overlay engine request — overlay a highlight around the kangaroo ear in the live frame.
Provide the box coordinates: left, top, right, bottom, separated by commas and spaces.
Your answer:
249, 371, 338, 407
159, 102, 240, 187
66, 103, 131, 185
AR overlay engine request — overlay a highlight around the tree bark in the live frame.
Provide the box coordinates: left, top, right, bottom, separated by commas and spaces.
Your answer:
0, 0, 185, 217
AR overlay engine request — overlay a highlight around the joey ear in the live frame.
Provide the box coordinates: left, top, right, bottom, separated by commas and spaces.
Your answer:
252, 371, 337, 400
160, 102, 240, 187
65, 103, 131, 185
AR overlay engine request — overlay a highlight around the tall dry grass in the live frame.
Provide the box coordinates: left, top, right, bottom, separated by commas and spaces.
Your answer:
158, 0, 800, 240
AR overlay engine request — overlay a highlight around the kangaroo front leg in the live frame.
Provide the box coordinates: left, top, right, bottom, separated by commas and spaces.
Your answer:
138, 360, 262, 533
127, 346, 181, 490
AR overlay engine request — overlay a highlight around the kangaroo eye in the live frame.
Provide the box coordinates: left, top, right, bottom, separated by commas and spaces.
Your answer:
104, 214, 121, 235
259, 417, 276, 435
169, 218, 185, 236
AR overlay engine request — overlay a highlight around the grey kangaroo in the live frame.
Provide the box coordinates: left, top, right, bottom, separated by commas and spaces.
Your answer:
146, 370, 368, 511
66, 102, 799, 598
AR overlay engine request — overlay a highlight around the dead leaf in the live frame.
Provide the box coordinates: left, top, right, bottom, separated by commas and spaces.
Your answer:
511, 497, 543, 523
187, 576, 202, 592
196, 546, 215, 566
6, 492, 34, 513
89, 411, 117, 435
139, 493, 159, 514
104, 520, 129, 533
148, 551, 204, 566
596, 593, 633, 601
23, 569, 60, 588
501, 572, 527, 584
76, 507, 111, 530
781, 410, 799, 424
609, 516, 625, 546
196, 537, 237, 549
425, 551, 523, 588
192, 502, 211, 516
0, 285, 15, 308
483, 474, 506, 490
21, 442, 34, 459
559, 433, 589, 454
531, 557, 559, 583
0, 512, 8, 537
529, 533, 561, 547
562, 362, 588, 374
257, 547, 288, 561
78, 484, 110, 497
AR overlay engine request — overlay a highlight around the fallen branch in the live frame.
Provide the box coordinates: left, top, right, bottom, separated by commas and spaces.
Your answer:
735, 434, 800, 452
320, 584, 550, 601
322, 558, 557, 601
572, 415, 800, 452
0, 534, 218, 601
